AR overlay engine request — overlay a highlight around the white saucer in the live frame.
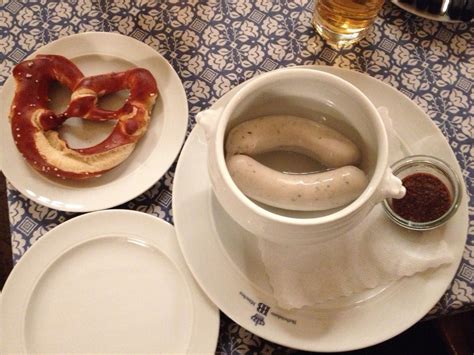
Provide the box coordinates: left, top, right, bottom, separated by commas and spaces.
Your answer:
0, 210, 219, 353
173, 66, 468, 352
0, 32, 188, 212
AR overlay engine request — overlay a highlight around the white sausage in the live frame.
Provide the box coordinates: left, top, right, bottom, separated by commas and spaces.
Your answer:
227, 154, 368, 211
225, 115, 360, 168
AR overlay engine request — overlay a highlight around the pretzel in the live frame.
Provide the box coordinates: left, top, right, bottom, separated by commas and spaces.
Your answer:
9, 55, 158, 180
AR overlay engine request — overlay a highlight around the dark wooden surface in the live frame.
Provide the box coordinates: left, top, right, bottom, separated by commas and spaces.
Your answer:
0, 172, 472, 354
0, 172, 13, 292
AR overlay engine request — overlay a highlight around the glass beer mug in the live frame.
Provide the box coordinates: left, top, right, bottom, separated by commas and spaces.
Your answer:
312, 0, 385, 47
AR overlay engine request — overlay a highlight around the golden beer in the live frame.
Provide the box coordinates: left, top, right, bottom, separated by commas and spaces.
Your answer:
313, 0, 385, 46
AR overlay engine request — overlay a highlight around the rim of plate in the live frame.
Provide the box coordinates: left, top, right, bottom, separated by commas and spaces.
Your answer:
390, 0, 462, 23
0, 32, 188, 212
173, 65, 468, 352
0, 210, 219, 353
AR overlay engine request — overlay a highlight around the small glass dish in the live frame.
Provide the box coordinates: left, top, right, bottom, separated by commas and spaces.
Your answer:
382, 155, 463, 231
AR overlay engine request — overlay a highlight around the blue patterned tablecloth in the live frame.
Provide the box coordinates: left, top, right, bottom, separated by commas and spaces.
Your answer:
1, 0, 473, 353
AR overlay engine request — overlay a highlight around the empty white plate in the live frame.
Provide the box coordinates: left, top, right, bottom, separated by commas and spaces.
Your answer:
0, 210, 219, 353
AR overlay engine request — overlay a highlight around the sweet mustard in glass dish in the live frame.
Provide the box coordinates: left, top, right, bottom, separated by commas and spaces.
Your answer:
383, 155, 463, 231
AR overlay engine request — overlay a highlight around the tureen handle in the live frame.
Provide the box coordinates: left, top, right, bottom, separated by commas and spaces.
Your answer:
196, 108, 223, 141
375, 107, 407, 202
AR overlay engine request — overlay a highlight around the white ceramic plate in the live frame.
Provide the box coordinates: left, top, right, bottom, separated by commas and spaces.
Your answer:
0, 210, 219, 353
173, 66, 468, 352
0, 32, 188, 212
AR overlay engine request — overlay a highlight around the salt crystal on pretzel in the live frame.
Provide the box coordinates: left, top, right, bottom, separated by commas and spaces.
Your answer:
9, 55, 158, 180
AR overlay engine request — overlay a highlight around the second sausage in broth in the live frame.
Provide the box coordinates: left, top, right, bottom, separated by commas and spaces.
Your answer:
227, 154, 368, 211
